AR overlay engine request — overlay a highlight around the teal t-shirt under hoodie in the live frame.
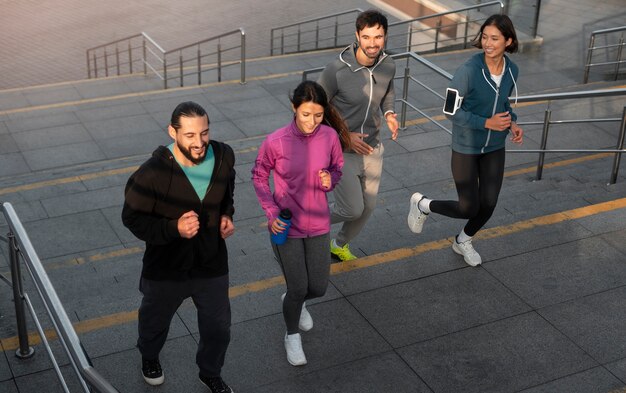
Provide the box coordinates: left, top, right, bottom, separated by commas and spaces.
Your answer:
168, 143, 215, 200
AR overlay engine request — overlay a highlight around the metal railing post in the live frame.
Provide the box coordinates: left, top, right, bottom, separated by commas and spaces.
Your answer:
464, 11, 470, 49
334, 18, 339, 47
281, 30, 285, 55
86, 51, 91, 79
240, 30, 246, 84
614, 36, 624, 81
609, 106, 626, 184
164, 56, 168, 89
93, 53, 98, 78
129, 41, 133, 74
297, 26, 301, 52
179, 53, 184, 87
434, 20, 442, 53
315, 21, 320, 50
407, 24, 414, 52
8, 233, 34, 359
104, 48, 109, 77
532, 0, 542, 38
197, 48, 202, 85
217, 44, 222, 83
584, 34, 595, 83
536, 108, 552, 181
115, 46, 120, 76
400, 67, 410, 129
270, 29, 275, 56
142, 39, 147, 75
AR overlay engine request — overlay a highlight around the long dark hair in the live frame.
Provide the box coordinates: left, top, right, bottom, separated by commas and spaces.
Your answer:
472, 14, 519, 53
290, 81, 351, 150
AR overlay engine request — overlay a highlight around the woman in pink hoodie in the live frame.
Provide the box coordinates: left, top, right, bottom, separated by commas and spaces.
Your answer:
252, 81, 349, 366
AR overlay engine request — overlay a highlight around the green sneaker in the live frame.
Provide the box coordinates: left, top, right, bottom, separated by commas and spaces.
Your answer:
330, 240, 357, 261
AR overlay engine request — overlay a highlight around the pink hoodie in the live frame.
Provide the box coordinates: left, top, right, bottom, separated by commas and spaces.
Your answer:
252, 120, 344, 238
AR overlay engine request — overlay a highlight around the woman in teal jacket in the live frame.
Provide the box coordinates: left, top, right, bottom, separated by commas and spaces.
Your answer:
408, 14, 524, 266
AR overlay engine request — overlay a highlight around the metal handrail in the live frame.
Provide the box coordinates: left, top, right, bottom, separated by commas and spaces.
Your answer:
584, 25, 626, 83
86, 29, 246, 89
86, 32, 163, 80
303, 51, 626, 184
385, 1, 504, 54
1, 202, 120, 393
270, 9, 363, 56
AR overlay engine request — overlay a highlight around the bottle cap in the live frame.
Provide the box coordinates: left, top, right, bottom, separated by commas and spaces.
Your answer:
279, 209, 292, 220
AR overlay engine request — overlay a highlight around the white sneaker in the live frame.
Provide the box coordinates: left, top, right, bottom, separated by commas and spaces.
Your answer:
284, 333, 307, 366
281, 293, 313, 331
452, 237, 482, 266
408, 192, 429, 233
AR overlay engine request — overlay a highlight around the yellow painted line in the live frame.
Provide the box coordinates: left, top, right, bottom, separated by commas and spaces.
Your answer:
3, 196, 626, 351
0, 166, 138, 196
504, 153, 613, 178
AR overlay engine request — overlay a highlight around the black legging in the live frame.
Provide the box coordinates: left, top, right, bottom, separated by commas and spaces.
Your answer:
430, 148, 505, 237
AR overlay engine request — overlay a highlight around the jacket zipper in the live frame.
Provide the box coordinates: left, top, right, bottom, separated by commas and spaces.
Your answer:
481, 67, 502, 154
360, 69, 374, 135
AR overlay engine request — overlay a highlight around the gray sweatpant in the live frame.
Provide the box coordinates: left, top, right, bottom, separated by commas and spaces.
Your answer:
331, 144, 384, 246
272, 233, 331, 334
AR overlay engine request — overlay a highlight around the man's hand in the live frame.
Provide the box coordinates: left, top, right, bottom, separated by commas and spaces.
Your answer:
485, 111, 512, 131
178, 211, 199, 239
350, 132, 374, 155
220, 215, 235, 239
385, 112, 399, 140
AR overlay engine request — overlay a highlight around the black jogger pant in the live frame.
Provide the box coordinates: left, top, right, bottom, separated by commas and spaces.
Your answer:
430, 148, 505, 236
137, 274, 231, 377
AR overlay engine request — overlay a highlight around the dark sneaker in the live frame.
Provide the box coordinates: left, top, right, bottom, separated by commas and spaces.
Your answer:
142, 358, 164, 386
199, 374, 234, 393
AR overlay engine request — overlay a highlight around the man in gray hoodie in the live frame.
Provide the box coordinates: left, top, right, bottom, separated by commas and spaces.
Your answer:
318, 9, 398, 261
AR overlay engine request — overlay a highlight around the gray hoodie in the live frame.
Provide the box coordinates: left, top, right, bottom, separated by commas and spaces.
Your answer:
318, 43, 396, 149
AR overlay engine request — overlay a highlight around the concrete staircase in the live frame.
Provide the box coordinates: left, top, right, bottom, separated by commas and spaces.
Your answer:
1, 25, 626, 393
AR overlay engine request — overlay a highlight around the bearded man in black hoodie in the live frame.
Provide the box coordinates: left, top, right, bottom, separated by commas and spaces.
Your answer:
122, 101, 236, 393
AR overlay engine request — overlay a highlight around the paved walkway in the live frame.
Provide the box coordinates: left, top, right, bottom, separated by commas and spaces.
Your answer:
1, 1, 626, 393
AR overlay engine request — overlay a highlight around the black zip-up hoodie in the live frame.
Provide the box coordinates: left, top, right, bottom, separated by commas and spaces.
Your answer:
122, 140, 236, 281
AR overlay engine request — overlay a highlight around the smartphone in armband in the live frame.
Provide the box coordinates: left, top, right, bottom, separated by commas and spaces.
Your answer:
443, 88, 463, 116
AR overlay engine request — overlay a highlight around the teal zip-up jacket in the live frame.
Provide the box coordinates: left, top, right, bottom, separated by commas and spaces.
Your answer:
447, 52, 519, 154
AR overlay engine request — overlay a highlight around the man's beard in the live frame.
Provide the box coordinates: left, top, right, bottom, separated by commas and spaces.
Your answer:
178, 142, 207, 164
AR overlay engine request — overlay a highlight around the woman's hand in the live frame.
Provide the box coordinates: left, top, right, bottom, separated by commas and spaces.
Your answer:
270, 217, 288, 235
319, 169, 331, 190
510, 122, 524, 144
485, 111, 512, 131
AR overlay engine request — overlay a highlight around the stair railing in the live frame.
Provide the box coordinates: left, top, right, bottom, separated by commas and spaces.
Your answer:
583, 26, 626, 83
303, 51, 626, 184
1, 202, 120, 393
385, 1, 504, 54
86, 28, 246, 89
270, 9, 363, 56
162, 28, 246, 89
86, 32, 164, 80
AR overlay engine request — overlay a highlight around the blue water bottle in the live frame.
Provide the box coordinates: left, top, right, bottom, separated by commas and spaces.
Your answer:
271, 209, 292, 245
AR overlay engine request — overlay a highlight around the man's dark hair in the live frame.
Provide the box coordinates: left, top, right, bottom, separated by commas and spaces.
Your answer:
170, 101, 209, 130
356, 10, 388, 35
472, 14, 519, 53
